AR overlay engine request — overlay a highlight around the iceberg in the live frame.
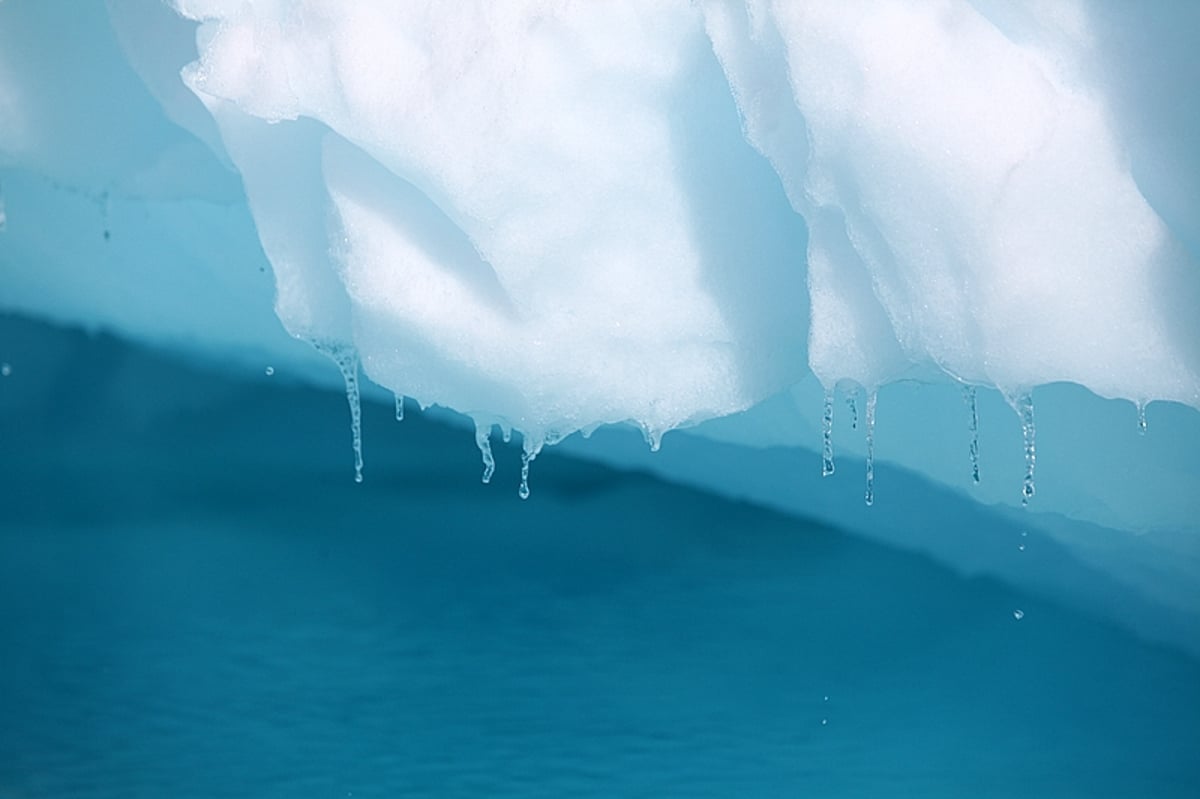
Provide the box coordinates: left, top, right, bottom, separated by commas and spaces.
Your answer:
1, 0, 1198, 653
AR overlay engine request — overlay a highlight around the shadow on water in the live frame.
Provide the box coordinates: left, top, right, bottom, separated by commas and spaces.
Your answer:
1, 315, 1198, 798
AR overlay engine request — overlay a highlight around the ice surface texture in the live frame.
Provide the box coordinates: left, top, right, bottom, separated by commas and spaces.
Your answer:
1, 2, 1199, 640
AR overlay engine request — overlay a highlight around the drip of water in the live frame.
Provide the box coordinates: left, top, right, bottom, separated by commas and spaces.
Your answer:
1013, 609, 1025, 621
846, 391, 858, 430
317, 343, 363, 484
475, 422, 495, 484
0, 363, 10, 378
1014, 392, 1035, 506
1136, 401, 1147, 435
964, 385, 980, 484
822, 390, 835, 476
864, 391, 877, 506
264, 366, 274, 376
394, 393, 405, 422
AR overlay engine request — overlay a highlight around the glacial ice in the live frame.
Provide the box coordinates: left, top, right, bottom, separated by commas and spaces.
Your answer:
1, 1, 1198, 649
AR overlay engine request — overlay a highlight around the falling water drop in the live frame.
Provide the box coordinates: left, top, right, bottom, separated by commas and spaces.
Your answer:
394, 393, 405, 422
317, 343, 363, 484
846, 390, 859, 430
1136, 401, 1147, 435
1013, 609, 1025, 621
864, 391, 877, 506
0, 363, 10, 378
963, 385, 980, 484
475, 422, 495, 484
1011, 392, 1036, 506
822, 389, 835, 477
264, 366, 274, 376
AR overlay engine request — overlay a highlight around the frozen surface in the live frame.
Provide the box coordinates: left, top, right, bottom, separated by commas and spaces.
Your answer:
1, 3, 1199, 650
2, 317, 1199, 797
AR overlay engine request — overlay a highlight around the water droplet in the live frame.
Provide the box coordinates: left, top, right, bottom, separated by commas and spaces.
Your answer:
821, 719, 828, 726
963, 385, 980, 484
864, 390, 877, 506
823, 696, 829, 702
394, 393, 405, 422
0, 363, 10, 378
1013, 609, 1025, 621
316, 343, 363, 484
1011, 392, 1036, 506
1018, 543, 1025, 552
264, 366, 274, 376
845, 390, 858, 430
1136, 400, 1147, 435
475, 422, 495, 484
822, 389, 835, 477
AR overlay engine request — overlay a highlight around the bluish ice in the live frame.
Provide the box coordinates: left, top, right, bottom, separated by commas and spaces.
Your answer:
1, 317, 1197, 798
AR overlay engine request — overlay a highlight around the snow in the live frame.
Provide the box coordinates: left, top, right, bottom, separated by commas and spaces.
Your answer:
1, 1, 1199, 651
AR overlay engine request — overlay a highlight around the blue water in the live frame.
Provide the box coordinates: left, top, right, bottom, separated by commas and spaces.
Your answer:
1, 317, 1198, 797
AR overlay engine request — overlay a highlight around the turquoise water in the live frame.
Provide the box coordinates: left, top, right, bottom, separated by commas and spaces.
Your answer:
1, 317, 1198, 797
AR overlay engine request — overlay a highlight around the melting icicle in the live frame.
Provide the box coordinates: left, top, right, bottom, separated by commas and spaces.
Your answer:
964, 385, 980, 484
394, 393, 405, 422
475, 422, 495, 484
1014, 392, 1036, 506
518, 438, 543, 500
1136, 401, 1147, 436
518, 451, 533, 500
317, 343, 363, 484
845, 391, 858, 430
864, 391, 877, 506
822, 390, 835, 476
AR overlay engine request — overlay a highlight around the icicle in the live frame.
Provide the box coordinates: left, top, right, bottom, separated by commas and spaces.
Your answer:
964, 385, 980, 484
822, 389, 835, 476
1014, 392, 1036, 506
518, 451, 533, 499
394, 393, 405, 422
316, 343, 363, 484
864, 390, 877, 506
518, 438, 543, 500
845, 390, 859, 430
475, 422, 495, 484
1136, 400, 1147, 435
